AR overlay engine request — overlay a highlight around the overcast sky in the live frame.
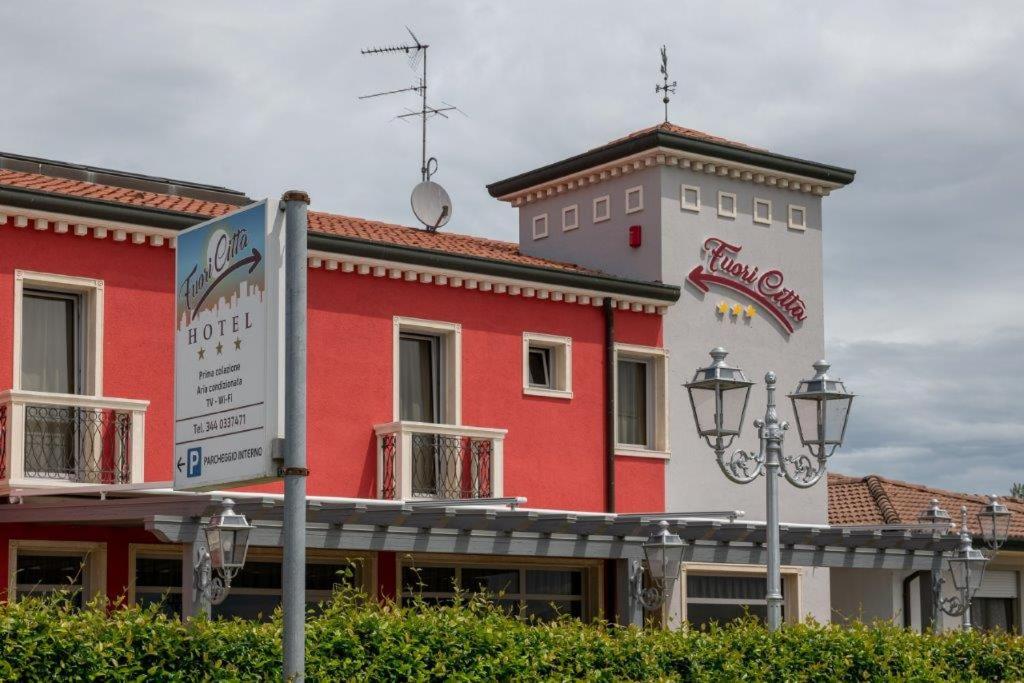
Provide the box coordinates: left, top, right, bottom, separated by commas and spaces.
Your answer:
2, 2, 1021, 494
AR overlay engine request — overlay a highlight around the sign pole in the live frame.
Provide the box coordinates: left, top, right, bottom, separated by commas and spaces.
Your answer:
281, 191, 309, 682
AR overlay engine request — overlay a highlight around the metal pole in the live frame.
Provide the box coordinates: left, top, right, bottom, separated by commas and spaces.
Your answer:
762, 372, 784, 631
282, 191, 309, 682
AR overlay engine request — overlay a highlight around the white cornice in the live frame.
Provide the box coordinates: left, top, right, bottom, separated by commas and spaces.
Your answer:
0, 205, 669, 315
499, 146, 841, 207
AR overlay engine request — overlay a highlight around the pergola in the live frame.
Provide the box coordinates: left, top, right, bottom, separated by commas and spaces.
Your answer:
3, 487, 959, 623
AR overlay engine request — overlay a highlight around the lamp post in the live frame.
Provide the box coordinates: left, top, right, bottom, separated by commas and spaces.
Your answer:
631, 520, 685, 613
920, 497, 1012, 630
194, 498, 252, 606
685, 348, 854, 631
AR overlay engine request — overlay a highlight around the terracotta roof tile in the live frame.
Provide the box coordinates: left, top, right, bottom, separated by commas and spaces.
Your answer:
601, 121, 766, 153
829, 473, 1024, 540
0, 168, 600, 276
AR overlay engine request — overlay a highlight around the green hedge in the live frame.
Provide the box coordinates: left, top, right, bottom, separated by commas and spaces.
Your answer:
1, 591, 1023, 681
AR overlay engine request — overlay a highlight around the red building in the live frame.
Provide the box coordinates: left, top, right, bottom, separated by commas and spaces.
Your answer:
0, 148, 680, 621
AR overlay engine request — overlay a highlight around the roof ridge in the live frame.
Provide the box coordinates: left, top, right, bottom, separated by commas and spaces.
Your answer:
865, 475, 901, 524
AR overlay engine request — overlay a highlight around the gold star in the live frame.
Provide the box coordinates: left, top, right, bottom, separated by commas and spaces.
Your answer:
745, 305, 757, 318
233, 337, 242, 350
716, 301, 730, 314
197, 347, 205, 360
731, 303, 743, 316
215, 342, 223, 355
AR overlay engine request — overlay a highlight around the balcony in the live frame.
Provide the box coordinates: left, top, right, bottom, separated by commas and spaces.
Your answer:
374, 421, 506, 500
0, 390, 148, 489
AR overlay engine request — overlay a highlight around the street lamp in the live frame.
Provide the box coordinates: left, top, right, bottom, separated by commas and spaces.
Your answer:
631, 520, 685, 612
685, 349, 854, 631
921, 498, 1012, 630
194, 498, 252, 606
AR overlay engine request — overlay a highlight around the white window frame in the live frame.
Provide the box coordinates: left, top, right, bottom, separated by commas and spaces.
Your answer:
13, 270, 104, 394
8, 539, 107, 603
522, 332, 572, 399
677, 562, 802, 626
680, 184, 701, 213
717, 191, 737, 219
788, 204, 807, 231
393, 317, 462, 425
561, 204, 579, 232
532, 213, 549, 240
592, 195, 610, 223
613, 343, 669, 459
625, 186, 644, 214
753, 198, 772, 226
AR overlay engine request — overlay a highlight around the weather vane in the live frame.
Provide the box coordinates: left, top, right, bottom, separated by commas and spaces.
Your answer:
655, 45, 676, 123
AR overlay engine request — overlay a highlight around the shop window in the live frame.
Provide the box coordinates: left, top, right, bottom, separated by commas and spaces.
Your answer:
625, 186, 643, 214
562, 204, 579, 232
532, 213, 549, 240
400, 559, 593, 621
523, 333, 572, 399
717, 191, 737, 219
680, 185, 701, 213
593, 195, 610, 223
753, 198, 772, 225
683, 568, 799, 628
614, 344, 668, 458
9, 540, 106, 606
971, 597, 1017, 632
788, 205, 807, 230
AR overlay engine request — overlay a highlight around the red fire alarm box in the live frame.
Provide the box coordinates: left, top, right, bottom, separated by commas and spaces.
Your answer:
628, 225, 642, 248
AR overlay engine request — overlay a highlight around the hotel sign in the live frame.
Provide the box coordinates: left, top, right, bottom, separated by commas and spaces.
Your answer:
174, 200, 283, 491
687, 237, 807, 334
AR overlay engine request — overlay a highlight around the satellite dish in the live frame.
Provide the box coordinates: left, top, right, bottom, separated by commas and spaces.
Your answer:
411, 180, 453, 231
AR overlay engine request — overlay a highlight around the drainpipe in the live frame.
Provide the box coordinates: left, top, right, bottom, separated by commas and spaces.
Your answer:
604, 299, 615, 512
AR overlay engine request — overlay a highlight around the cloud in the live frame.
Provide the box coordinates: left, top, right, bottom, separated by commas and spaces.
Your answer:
1, 1, 1021, 493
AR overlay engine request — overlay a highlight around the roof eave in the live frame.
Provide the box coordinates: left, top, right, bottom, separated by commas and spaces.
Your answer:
487, 129, 857, 198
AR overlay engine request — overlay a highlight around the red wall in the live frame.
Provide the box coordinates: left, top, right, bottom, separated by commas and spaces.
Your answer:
0, 224, 665, 513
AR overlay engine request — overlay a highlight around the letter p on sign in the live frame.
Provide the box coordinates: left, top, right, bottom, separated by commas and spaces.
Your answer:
187, 447, 202, 478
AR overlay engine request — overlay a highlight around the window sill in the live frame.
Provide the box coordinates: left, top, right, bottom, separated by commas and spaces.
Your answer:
523, 386, 573, 400
614, 445, 670, 460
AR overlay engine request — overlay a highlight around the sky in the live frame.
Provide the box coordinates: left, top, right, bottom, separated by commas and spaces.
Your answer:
1, 1, 1021, 494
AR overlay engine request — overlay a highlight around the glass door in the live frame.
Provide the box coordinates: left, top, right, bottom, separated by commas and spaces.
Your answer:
400, 333, 444, 496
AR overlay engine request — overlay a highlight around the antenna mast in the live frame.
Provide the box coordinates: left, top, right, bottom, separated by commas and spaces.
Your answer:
360, 28, 458, 182
655, 45, 677, 123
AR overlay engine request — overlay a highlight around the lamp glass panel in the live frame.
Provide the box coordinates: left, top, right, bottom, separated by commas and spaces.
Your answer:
948, 556, 968, 591
220, 529, 239, 568
824, 396, 852, 444
719, 385, 749, 436
664, 543, 684, 584
646, 545, 666, 581
791, 397, 821, 447
967, 558, 987, 593
689, 386, 718, 436
233, 528, 251, 568
205, 527, 224, 569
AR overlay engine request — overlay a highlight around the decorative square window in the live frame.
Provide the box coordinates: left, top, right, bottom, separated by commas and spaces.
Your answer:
593, 195, 610, 223
562, 204, 579, 232
532, 214, 549, 240
717, 191, 737, 219
614, 343, 668, 458
681, 185, 701, 212
753, 198, 772, 225
625, 186, 643, 214
523, 332, 572, 399
788, 205, 807, 230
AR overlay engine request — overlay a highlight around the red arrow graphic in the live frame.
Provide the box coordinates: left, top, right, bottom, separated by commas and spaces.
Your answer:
687, 265, 795, 334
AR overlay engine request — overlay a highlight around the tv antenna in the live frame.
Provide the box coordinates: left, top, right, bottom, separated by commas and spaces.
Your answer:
655, 45, 677, 123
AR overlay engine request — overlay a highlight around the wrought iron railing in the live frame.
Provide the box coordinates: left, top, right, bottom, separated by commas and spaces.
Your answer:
0, 390, 148, 486
376, 422, 506, 500
22, 404, 132, 484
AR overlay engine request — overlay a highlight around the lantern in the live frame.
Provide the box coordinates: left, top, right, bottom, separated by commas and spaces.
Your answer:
685, 348, 754, 443
788, 360, 854, 458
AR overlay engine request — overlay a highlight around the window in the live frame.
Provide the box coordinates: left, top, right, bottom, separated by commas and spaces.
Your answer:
614, 344, 668, 457
971, 598, 1017, 632
523, 333, 572, 398
788, 204, 807, 230
14, 271, 103, 394
753, 198, 772, 225
400, 558, 596, 621
8, 540, 106, 606
562, 204, 579, 232
681, 185, 701, 212
717, 191, 737, 219
532, 213, 548, 240
129, 545, 368, 620
393, 318, 461, 424
625, 186, 643, 214
682, 567, 800, 629
593, 195, 610, 223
